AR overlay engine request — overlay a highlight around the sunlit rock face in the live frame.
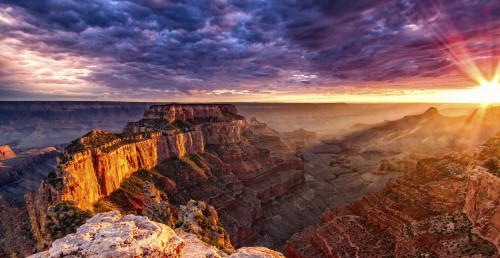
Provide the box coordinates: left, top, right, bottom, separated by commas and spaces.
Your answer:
28, 211, 185, 258
124, 104, 246, 145
38, 105, 247, 211
286, 134, 500, 257
27, 104, 305, 251
55, 131, 162, 210
230, 247, 285, 258
29, 210, 284, 258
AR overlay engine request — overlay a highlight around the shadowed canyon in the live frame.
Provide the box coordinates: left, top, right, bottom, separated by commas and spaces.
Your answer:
0, 102, 498, 257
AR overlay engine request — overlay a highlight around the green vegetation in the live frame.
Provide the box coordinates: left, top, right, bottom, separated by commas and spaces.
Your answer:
191, 212, 229, 252
131, 119, 176, 132
46, 201, 92, 241
65, 130, 153, 154
65, 139, 85, 154
171, 119, 195, 131
94, 168, 178, 214
45, 170, 63, 189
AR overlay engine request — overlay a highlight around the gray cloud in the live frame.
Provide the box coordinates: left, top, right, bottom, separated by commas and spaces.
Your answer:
0, 0, 499, 100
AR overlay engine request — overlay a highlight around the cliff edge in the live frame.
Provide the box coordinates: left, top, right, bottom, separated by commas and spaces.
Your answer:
26, 104, 304, 252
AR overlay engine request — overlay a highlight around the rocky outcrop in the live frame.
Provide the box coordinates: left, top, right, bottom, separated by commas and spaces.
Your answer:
28, 104, 305, 251
464, 168, 500, 250
230, 247, 285, 257
0, 145, 15, 160
286, 134, 500, 257
29, 211, 185, 258
124, 104, 246, 145
29, 211, 284, 258
178, 200, 234, 253
142, 181, 176, 227
142, 104, 239, 122
35, 104, 247, 212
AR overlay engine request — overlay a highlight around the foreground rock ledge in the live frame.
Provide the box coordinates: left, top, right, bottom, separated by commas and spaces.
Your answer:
29, 211, 184, 258
29, 211, 284, 258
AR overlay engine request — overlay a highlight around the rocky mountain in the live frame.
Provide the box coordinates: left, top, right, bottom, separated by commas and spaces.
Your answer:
25, 104, 304, 255
285, 133, 500, 257
343, 106, 500, 155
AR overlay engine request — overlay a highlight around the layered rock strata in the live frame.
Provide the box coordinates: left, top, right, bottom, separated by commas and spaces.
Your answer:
27, 104, 304, 251
0, 147, 59, 204
286, 134, 500, 257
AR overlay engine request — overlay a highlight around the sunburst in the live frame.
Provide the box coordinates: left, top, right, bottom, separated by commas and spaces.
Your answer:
476, 80, 500, 107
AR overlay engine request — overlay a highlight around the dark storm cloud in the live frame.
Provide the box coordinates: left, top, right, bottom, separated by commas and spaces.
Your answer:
0, 0, 500, 99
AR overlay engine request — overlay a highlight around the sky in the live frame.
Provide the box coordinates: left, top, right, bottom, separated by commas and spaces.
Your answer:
0, 0, 499, 103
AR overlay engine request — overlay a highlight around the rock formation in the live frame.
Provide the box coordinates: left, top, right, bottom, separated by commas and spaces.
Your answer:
178, 200, 234, 253
29, 210, 284, 258
0, 195, 36, 257
30, 104, 247, 213
29, 211, 185, 258
0, 145, 15, 160
286, 134, 500, 257
230, 247, 285, 257
343, 106, 500, 155
0, 101, 155, 150
142, 181, 176, 227
27, 104, 305, 251
0, 147, 59, 204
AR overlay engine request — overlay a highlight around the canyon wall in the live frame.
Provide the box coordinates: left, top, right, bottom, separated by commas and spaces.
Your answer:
286, 134, 500, 257
0, 101, 156, 150
27, 104, 305, 251
37, 104, 247, 211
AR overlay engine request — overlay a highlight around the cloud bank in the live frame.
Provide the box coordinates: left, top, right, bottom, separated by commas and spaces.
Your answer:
0, 0, 499, 101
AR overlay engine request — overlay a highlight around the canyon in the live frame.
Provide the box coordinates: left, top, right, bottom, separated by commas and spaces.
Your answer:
286, 133, 500, 257
0, 146, 59, 205
29, 209, 285, 258
0, 103, 498, 257
25, 104, 306, 254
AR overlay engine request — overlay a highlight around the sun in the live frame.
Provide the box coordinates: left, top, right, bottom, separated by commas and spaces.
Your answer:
477, 80, 500, 107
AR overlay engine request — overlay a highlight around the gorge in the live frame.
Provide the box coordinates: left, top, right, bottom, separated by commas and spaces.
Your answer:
0, 103, 498, 257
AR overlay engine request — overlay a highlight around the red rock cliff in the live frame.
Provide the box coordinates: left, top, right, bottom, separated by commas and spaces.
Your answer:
143, 104, 238, 122
28, 104, 305, 251
42, 104, 246, 211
